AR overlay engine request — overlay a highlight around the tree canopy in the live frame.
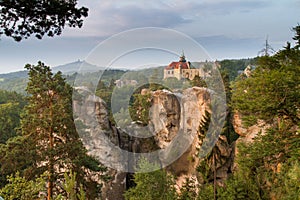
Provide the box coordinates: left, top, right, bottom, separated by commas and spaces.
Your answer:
0, 62, 106, 199
228, 24, 300, 199
231, 40, 300, 127
0, 90, 25, 144
0, 0, 88, 41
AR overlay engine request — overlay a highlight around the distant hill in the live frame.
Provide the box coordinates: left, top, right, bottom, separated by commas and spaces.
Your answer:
0, 58, 257, 94
0, 61, 104, 94
0, 70, 28, 94
0, 70, 28, 79
52, 60, 104, 74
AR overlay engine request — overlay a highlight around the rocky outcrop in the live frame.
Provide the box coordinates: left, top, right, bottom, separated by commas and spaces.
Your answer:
73, 87, 234, 199
149, 88, 211, 186
73, 89, 129, 199
150, 88, 234, 188
232, 112, 271, 171
233, 112, 270, 143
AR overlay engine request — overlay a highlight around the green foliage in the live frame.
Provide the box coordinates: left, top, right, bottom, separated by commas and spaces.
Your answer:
121, 71, 148, 85
178, 178, 197, 200
218, 69, 239, 144
189, 75, 207, 88
111, 85, 135, 113
124, 158, 177, 200
129, 93, 152, 125
55, 170, 86, 200
197, 184, 214, 200
163, 77, 184, 89
0, 90, 25, 144
293, 24, 300, 49
0, 136, 36, 188
234, 124, 300, 199
0, 171, 46, 200
63, 170, 77, 200
227, 25, 300, 199
231, 42, 300, 127
280, 161, 300, 199
0, 77, 27, 94
193, 25, 296, 200
0, 0, 88, 41
217, 174, 261, 200
0, 62, 105, 199
0, 171, 88, 200
0, 89, 24, 104
219, 58, 257, 81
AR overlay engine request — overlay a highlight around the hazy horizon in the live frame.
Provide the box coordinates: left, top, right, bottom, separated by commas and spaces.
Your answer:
1, 0, 299, 74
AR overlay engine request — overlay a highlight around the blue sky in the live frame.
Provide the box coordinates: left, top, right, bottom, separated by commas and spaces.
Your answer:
0, 0, 299, 73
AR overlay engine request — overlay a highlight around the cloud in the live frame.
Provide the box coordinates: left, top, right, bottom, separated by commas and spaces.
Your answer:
162, 0, 270, 16
67, 0, 271, 37
65, 1, 191, 37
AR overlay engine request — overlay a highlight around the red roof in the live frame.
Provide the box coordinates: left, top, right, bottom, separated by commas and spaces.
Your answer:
165, 62, 189, 70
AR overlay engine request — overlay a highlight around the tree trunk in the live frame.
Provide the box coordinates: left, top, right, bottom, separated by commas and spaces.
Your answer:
47, 100, 54, 200
213, 149, 217, 200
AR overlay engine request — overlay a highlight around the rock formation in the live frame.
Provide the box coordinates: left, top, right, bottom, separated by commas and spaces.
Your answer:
232, 112, 270, 143
73, 87, 235, 199
232, 112, 271, 171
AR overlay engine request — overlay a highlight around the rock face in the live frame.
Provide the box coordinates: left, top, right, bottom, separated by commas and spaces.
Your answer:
74, 93, 129, 171
232, 112, 271, 171
73, 87, 234, 199
232, 112, 270, 143
73, 90, 130, 200
150, 88, 234, 188
150, 88, 210, 186
149, 89, 181, 149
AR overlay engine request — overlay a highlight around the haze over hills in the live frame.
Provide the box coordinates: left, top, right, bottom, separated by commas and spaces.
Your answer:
0, 60, 103, 79
0, 60, 105, 94
0, 58, 254, 94
52, 60, 104, 74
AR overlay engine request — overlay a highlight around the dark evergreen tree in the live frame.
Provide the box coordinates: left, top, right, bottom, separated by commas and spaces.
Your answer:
14, 62, 105, 199
0, 0, 88, 41
292, 24, 300, 49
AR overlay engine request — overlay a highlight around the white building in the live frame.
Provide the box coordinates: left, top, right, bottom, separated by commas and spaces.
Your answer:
164, 53, 206, 80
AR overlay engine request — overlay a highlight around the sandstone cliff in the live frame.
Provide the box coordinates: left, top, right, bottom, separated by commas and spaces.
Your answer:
231, 111, 272, 171
73, 87, 234, 199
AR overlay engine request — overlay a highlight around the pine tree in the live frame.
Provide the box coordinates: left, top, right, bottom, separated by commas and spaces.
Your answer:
292, 24, 300, 49
19, 62, 104, 199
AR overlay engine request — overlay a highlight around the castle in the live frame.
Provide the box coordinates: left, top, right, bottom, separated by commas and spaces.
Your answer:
163, 53, 206, 80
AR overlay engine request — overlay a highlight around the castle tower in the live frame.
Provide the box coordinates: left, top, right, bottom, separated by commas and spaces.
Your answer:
179, 51, 186, 62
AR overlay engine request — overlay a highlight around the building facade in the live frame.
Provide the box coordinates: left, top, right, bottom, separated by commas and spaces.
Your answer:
163, 53, 205, 80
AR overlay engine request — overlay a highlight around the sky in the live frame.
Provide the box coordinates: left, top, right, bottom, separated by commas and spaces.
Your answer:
0, 0, 299, 73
